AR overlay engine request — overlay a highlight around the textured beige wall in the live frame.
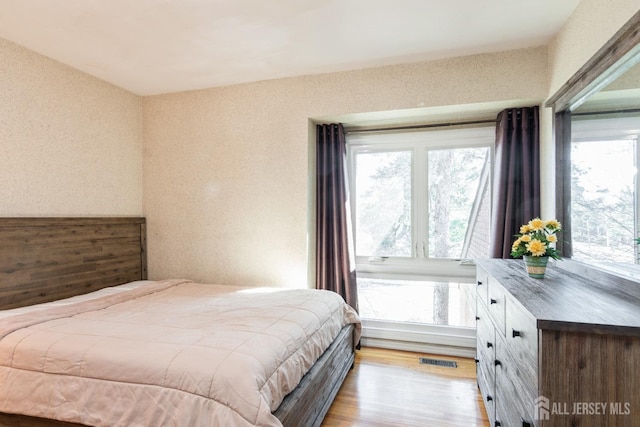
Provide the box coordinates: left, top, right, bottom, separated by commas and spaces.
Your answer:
143, 47, 548, 287
0, 38, 143, 216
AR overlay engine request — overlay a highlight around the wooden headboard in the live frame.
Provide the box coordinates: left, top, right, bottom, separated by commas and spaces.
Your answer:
0, 217, 147, 310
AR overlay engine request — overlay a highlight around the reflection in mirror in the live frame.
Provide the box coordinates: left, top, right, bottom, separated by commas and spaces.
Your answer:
570, 60, 640, 275
547, 10, 640, 280
573, 61, 640, 113
570, 115, 640, 264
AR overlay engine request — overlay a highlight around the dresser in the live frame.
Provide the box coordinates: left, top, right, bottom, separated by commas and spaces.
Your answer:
475, 259, 640, 427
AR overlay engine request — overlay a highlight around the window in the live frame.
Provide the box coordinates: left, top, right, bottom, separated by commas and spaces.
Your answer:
570, 115, 640, 266
354, 150, 412, 257
348, 127, 493, 271
347, 126, 494, 331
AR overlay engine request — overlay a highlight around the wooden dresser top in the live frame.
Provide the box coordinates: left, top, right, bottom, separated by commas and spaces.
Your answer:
476, 259, 640, 336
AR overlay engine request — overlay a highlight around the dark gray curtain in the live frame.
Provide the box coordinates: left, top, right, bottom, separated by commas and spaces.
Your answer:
490, 107, 541, 258
316, 123, 358, 312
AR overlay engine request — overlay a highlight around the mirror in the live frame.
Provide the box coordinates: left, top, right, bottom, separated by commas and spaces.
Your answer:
546, 10, 640, 280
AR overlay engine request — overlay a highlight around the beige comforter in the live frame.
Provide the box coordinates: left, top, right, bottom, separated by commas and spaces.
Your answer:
0, 280, 361, 427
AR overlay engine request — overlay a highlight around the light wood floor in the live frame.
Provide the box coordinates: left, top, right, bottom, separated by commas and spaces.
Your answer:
322, 347, 490, 427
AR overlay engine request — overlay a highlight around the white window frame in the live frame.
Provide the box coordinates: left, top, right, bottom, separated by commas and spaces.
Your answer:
347, 126, 495, 279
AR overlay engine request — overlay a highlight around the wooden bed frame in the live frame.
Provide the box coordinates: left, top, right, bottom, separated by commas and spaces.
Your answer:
0, 217, 355, 427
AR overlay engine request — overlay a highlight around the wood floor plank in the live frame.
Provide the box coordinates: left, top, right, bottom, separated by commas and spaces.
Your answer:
322, 347, 490, 427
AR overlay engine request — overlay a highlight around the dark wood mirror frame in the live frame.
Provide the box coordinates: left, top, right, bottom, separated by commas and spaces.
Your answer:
545, 10, 640, 257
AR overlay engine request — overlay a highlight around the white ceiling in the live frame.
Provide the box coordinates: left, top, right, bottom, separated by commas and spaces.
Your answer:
0, 0, 581, 96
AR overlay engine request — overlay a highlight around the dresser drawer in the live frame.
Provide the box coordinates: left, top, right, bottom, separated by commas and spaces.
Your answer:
505, 296, 538, 376
487, 276, 507, 337
495, 391, 537, 427
476, 267, 489, 308
495, 372, 537, 427
477, 363, 496, 426
476, 295, 496, 425
495, 332, 537, 427
476, 302, 496, 358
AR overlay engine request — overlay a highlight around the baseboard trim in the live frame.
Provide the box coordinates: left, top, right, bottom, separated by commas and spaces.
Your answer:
361, 336, 476, 358
360, 319, 476, 358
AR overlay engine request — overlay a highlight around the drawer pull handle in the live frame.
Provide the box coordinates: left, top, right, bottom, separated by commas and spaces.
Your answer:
522, 420, 532, 427
494, 359, 502, 367
477, 280, 483, 286
475, 316, 480, 321
495, 421, 501, 427
474, 358, 479, 364
490, 298, 497, 304
487, 342, 493, 348
486, 395, 493, 402
512, 329, 522, 338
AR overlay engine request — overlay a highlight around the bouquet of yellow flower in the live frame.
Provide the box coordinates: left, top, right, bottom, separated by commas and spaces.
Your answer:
511, 218, 562, 260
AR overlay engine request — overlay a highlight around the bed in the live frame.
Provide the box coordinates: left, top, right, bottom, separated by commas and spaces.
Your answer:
0, 217, 360, 427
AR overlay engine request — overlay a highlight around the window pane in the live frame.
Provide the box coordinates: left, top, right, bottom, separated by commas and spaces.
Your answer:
427, 147, 490, 258
357, 277, 476, 327
571, 140, 636, 264
354, 151, 412, 257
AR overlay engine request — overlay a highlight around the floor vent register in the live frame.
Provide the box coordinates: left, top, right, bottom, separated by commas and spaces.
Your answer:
418, 357, 457, 368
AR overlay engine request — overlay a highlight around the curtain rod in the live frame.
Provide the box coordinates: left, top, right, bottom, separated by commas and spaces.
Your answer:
344, 119, 497, 135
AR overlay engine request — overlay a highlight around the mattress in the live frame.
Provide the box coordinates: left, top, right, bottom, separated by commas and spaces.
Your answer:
0, 280, 361, 427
